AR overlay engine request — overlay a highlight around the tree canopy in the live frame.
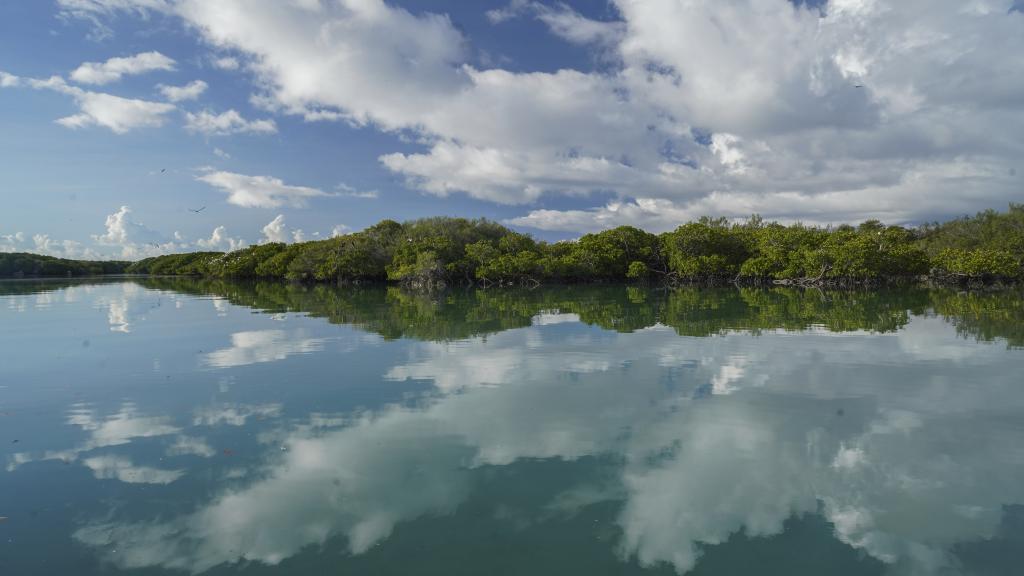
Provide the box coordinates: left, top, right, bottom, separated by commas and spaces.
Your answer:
7, 207, 1023, 286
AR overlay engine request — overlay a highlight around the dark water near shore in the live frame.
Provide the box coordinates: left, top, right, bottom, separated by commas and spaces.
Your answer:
1, 279, 1023, 575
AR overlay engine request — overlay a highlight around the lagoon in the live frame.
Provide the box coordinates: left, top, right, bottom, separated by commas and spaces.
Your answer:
1, 280, 1023, 575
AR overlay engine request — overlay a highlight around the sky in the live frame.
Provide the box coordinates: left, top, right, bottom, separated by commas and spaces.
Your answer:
1, 0, 1022, 260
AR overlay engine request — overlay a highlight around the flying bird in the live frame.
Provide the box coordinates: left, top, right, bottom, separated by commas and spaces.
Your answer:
854, 85, 864, 88
188, 206, 206, 213
160, 168, 166, 173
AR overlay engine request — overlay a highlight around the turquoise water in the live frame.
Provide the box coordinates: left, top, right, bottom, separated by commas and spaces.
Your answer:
1, 279, 1023, 575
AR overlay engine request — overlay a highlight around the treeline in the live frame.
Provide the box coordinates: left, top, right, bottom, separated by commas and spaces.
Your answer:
0, 252, 128, 278
126, 206, 1024, 287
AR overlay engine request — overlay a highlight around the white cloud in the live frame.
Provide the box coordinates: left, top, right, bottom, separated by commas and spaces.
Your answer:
330, 224, 351, 237
30, 234, 103, 260
158, 79, 207, 102
213, 147, 230, 159
184, 109, 277, 136
261, 214, 288, 243
26, 75, 174, 134
91, 205, 167, 257
195, 225, 246, 251
336, 183, 378, 199
211, 56, 240, 70
70, 51, 176, 85
0, 231, 26, 253
50, 0, 1024, 229
0, 70, 20, 87
487, 1, 625, 46
197, 171, 329, 209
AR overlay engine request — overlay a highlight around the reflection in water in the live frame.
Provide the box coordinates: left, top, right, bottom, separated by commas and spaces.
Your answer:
203, 330, 326, 369
82, 455, 183, 485
8, 403, 181, 472
192, 403, 282, 427
73, 318, 1024, 574
2, 280, 1023, 575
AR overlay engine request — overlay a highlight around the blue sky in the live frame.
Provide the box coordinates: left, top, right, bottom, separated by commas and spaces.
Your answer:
1, 0, 1022, 259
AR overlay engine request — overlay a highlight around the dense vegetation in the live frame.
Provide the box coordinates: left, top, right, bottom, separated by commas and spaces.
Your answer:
126, 207, 1024, 287
5, 206, 1022, 286
0, 252, 127, 278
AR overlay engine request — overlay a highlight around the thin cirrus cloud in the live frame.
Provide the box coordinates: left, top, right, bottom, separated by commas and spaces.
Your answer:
69, 51, 176, 85
157, 79, 207, 102
184, 109, 277, 136
336, 183, 378, 199
197, 171, 330, 209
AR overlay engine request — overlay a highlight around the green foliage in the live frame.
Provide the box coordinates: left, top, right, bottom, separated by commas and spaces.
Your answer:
917, 204, 1024, 257
661, 218, 751, 279
932, 248, 1021, 279
626, 261, 648, 279
0, 253, 128, 277
14, 206, 1022, 286
563, 226, 663, 280
740, 223, 827, 279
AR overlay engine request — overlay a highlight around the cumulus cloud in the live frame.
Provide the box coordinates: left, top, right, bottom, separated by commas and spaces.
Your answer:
70, 51, 176, 85
195, 225, 246, 252
330, 224, 351, 237
51, 0, 1024, 230
197, 171, 329, 209
0, 231, 26, 253
157, 79, 207, 102
93, 205, 159, 246
261, 214, 288, 243
24, 75, 174, 134
2, 230, 104, 259
91, 205, 184, 258
184, 109, 276, 136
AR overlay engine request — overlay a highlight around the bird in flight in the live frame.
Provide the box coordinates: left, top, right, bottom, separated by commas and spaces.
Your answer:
189, 206, 206, 213
854, 85, 864, 88
160, 168, 166, 173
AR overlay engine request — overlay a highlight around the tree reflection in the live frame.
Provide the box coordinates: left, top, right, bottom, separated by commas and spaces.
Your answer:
131, 278, 1021, 347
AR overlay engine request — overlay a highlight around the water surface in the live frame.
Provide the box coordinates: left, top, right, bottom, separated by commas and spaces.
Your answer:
2, 280, 1023, 575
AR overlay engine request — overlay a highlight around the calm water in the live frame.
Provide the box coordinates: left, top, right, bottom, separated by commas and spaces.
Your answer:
1, 279, 1023, 576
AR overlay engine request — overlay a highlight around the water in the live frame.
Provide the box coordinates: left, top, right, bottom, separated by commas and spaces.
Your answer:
1, 279, 1023, 576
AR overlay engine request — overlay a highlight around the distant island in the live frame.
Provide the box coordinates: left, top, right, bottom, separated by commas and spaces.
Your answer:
3, 205, 1022, 287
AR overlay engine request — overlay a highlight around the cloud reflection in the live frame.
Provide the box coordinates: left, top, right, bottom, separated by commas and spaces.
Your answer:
202, 330, 326, 368
8, 403, 181, 472
73, 316, 1024, 574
